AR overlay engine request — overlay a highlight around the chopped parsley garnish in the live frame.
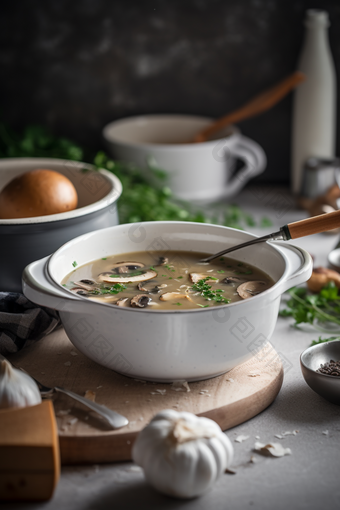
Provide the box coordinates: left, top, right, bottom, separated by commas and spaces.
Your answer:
217, 270, 225, 274
237, 263, 244, 267
150, 266, 156, 271
197, 303, 209, 308
177, 276, 183, 279
162, 274, 167, 277
165, 265, 172, 270
72, 261, 78, 268
98, 283, 127, 295
174, 302, 182, 306
102, 258, 107, 260
192, 278, 231, 304
220, 257, 225, 261
169, 277, 173, 279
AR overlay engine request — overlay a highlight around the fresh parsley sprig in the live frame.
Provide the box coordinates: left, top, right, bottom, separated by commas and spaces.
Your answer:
280, 282, 340, 328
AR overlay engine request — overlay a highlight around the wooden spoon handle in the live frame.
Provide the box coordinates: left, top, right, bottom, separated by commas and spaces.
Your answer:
287, 210, 340, 239
193, 71, 306, 143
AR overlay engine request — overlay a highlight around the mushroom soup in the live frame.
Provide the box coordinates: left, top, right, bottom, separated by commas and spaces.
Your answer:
62, 251, 274, 310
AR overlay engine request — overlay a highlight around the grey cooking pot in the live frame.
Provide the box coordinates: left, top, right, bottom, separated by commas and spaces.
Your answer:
0, 158, 122, 292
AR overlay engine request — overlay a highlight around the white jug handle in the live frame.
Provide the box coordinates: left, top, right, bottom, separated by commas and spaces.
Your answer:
219, 135, 267, 199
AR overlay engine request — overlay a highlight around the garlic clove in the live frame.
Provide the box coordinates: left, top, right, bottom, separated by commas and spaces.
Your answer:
132, 409, 234, 499
0, 360, 42, 409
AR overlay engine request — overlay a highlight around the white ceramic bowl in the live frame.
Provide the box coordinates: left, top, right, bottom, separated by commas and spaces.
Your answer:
22, 222, 312, 382
0, 158, 122, 291
103, 114, 266, 202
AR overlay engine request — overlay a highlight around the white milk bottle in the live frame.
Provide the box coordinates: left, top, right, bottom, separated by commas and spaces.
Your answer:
291, 9, 336, 194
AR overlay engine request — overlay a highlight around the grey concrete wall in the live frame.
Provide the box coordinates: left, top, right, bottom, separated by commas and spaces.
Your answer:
0, 0, 339, 183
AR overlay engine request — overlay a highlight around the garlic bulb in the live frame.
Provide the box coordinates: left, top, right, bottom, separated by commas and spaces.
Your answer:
132, 409, 234, 499
0, 360, 42, 409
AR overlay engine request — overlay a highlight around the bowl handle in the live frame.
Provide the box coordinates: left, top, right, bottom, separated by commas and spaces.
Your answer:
218, 135, 267, 198
22, 256, 93, 313
270, 243, 313, 299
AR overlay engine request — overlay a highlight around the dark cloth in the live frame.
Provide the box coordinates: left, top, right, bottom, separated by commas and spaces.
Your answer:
0, 292, 60, 354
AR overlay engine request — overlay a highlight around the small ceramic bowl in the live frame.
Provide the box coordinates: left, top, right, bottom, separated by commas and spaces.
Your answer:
0, 158, 122, 292
300, 340, 340, 405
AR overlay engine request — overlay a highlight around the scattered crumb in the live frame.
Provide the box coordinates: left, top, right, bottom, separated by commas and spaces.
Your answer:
139, 417, 144, 421
60, 425, 68, 432
56, 409, 71, 417
254, 442, 292, 457
134, 379, 147, 384
156, 389, 166, 395
172, 404, 179, 408
274, 434, 284, 440
249, 455, 257, 464
225, 468, 236, 474
68, 418, 78, 426
84, 390, 96, 402
282, 430, 298, 436
64, 361, 71, 367
205, 393, 211, 397
70, 351, 78, 356
248, 372, 260, 377
235, 435, 250, 443
255, 436, 260, 440
226, 378, 234, 383
171, 380, 191, 392
97, 385, 103, 389
322, 430, 329, 435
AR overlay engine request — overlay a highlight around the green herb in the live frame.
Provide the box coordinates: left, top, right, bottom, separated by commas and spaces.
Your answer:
162, 274, 167, 277
165, 265, 172, 270
169, 277, 172, 279
197, 303, 209, 308
280, 283, 340, 329
99, 283, 127, 295
174, 302, 182, 306
62, 284, 67, 287
310, 336, 340, 346
192, 278, 231, 304
220, 257, 225, 261
217, 270, 225, 274
177, 276, 183, 279
72, 261, 78, 268
237, 263, 244, 267
102, 258, 107, 260
0, 120, 272, 229
260, 217, 273, 228
150, 266, 155, 271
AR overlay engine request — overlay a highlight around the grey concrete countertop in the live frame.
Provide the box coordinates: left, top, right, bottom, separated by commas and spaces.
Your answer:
3, 187, 340, 510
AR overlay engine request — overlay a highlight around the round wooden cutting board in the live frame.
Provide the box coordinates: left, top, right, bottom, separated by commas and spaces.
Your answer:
7, 328, 283, 465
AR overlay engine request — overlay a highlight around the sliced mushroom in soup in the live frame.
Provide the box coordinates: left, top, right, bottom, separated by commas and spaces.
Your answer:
62, 251, 274, 310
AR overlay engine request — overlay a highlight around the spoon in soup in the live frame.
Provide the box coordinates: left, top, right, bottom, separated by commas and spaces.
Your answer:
201, 209, 340, 263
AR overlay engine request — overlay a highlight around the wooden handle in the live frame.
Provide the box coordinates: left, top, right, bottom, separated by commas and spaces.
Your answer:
192, 71, 306, 143
288, 210, 340, 239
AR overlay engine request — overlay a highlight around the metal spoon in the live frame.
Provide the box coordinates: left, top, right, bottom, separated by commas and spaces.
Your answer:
0, 355, 128, 430
201, 209, 340, 263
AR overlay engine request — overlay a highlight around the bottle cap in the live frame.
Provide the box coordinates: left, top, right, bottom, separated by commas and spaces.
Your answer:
305, 9, 330, 28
